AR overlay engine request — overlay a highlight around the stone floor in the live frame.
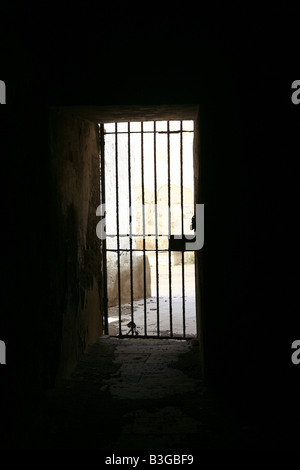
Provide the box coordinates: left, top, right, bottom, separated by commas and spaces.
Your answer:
108, 264, 197, 337
16, 336, 272, 451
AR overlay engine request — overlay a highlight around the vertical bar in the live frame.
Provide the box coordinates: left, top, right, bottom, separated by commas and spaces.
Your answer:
115, 123, 122, 336
100, 124, 109, 335
127, 122, 134, 335
141, 121, 147, 336
167, 121, 173, 337
180, 120, 186, 338
153, 121, 160, 336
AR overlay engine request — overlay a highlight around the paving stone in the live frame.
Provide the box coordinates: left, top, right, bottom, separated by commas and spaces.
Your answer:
20, 336, 250, 450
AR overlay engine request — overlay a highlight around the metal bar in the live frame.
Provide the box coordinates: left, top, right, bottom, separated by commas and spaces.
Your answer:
109, 334, 193, 340
180, 120, 186, 338
158, 130, 186, 134
167, 121, 173, 337
100, 124, 109, 335
104, 130, 193, 135
106, 249, 170, 252
115, 123, 122, 336
128, 122, 134, 335
105, 233, 172, 237
141, 121, 147, 337
153, 121, 160, 336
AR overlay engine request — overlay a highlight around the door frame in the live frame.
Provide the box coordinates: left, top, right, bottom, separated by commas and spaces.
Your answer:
97, 105, 202, 341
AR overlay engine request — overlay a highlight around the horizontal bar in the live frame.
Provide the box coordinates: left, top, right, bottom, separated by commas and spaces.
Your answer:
106, 249, 170, 252
104, 234, 179, 237
158, 130, 191, 134
110, 334, 196, 340
104, 130, 193, 135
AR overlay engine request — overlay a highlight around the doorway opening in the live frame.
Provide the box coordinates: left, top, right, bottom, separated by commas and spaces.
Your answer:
99, 112, 200, 340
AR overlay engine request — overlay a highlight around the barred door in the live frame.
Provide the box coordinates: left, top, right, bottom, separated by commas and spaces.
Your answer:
99, 119, 200, 339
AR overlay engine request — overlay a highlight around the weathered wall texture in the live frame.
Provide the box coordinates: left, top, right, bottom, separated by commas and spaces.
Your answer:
107, 252, 151, 306
49, 109, 102, 383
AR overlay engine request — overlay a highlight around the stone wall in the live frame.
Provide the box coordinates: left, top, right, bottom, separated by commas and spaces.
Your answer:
49, 109, 102, 383
107, 252, 151, 306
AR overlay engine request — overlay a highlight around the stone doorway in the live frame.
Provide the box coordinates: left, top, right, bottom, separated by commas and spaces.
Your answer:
99, 117, 198, 339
